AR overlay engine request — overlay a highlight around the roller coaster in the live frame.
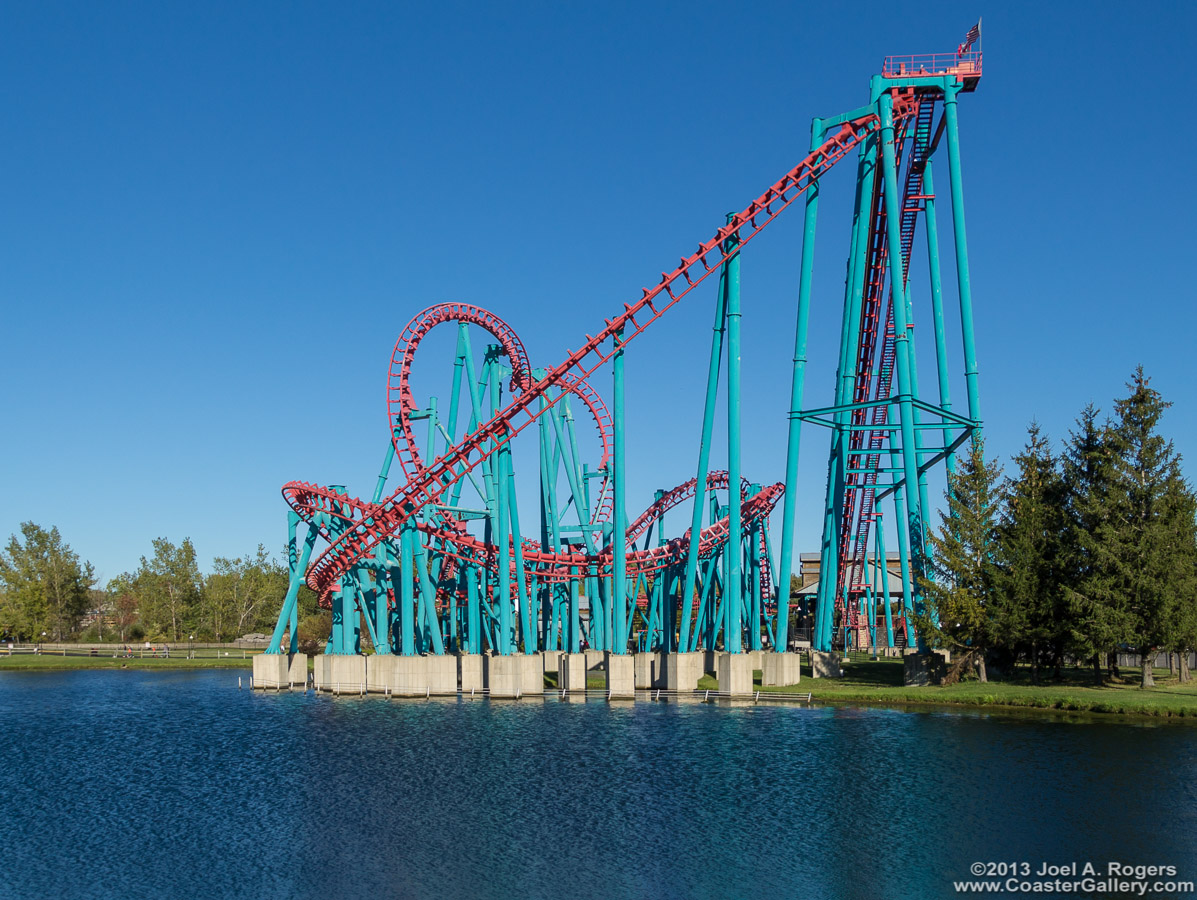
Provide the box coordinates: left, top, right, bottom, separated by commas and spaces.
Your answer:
265, 27, 984, 664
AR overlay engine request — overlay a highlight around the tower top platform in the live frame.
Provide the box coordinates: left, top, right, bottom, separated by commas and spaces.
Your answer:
882, 51, 982, 91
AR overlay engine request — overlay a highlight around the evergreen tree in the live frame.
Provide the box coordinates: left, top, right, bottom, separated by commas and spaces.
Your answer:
992, 423, 1067, 682
918, 438, 1003, 682
1101, 369, 1197, 688
1161, 485, 1197, 683
1060, 406, 1127, 684
0, 523, 95, 640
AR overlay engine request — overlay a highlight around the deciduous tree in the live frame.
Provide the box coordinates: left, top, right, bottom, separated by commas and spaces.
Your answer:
0, 523, 94, 640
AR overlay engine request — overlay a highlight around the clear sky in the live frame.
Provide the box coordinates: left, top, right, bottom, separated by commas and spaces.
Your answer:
3, 1, 1195, 587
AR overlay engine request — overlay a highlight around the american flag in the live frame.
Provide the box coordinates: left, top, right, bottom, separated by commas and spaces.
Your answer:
958, 20, 981, 55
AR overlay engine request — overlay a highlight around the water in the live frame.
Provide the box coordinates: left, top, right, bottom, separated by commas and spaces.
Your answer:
2, 670, 1196, 899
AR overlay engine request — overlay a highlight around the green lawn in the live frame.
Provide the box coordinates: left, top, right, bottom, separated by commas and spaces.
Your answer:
755, 656, 1197, 717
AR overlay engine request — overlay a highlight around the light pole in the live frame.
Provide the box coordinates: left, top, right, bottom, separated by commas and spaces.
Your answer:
40, 631, 46, 654
189, 634, 194, 660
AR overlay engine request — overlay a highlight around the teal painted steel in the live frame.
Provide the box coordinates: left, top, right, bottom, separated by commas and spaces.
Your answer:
921, 160, 958, 476
611, 327, 628, 653
777, 117, 824, 655
723, 217, 743, 654
876, 87, 926, 620
877, 518, 894, 648
943, 86, 982, 429
263, 44, 983, 667
266, 512, 317, 654
679, 257, 728, 652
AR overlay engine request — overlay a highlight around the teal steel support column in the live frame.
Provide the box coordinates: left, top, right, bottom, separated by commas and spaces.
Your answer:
680, 258, 728, 652
267, 514, 317, 654
612, 323, 628, 653
505, 448, 535, 652
814, 133, 875, 651
490, 361, 513, 655
466, 563, 480, 654
723, 218, 743, 654
877, 516, 893, 649
777, 117, 823, 654
922, 160, 958, 475
877, 86, 926, 615
943, 84, 982, 430
569, 568, 580, 653
890, 480, 915, 626
400, 521, 415, 656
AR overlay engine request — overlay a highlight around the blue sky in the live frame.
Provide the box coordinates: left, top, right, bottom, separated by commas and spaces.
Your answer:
3, 1, 1195, 586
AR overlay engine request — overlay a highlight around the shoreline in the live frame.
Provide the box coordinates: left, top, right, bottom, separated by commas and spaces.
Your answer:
6, 654, 1196, 720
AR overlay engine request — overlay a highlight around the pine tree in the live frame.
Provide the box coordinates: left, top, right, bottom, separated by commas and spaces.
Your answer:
1161, 483, 1197, 682
1060, 406, 1128, 684
918, 438, 1003, 682
993, 423, 1067, 682
1101, 369, 1197, 688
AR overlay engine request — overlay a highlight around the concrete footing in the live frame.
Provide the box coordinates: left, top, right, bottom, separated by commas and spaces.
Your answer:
584, 649, 605, 671
560, 653, 587, 692
313, 654, 367, 694
717, 652, 753, 695
542, 651, 560, 675
666, 651, 703, 691
484, 654, 542, 698
605, 652, 635, 699
904, 649, 951, 686
634, 651, 665, 689
252, 652, 308, 689
762, 652, 802, 687
810, 650, 843, 679
520, 653, 545, 695
458, 653, 483, 693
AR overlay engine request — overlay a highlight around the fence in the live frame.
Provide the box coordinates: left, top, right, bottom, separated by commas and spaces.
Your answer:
2, 642, 268, 660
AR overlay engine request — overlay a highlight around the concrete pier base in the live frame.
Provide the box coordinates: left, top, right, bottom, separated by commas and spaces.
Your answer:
424, 654, 458, 695
388, 655, 432, 696
458, 653, 483, 693
560, 653, 587, 692
366, 654, 397, 693
810, 651, 843, 679
485, 654, 542, 698
904, 649, 951, 686
745, 649, 764, 671
584, 649, 605, 671
519, 654, 545, 696
634, 651, 664, 689
717, 653, 753, 695
253, 652, 306, 689
605, 652, 635, 699
702, 649, 717, 676
313, 654, 367, 694
666, 652, 703, 692
762, 652, 802, 687
288, 653, 308, 687
542, 651, 560, 675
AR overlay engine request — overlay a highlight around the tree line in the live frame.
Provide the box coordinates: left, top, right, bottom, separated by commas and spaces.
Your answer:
920, 369, 1197, 687
0, 532, 321, 644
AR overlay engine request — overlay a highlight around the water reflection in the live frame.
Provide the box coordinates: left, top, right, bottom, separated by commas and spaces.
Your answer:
1, 671, 1194, 900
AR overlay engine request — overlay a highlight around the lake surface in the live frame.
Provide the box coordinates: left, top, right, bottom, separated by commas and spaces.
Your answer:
2, 670, 1195, 899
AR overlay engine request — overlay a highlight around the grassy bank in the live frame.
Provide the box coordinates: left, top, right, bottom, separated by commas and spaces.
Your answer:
753, 656, 1197, 718
0, 653, 254, 671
